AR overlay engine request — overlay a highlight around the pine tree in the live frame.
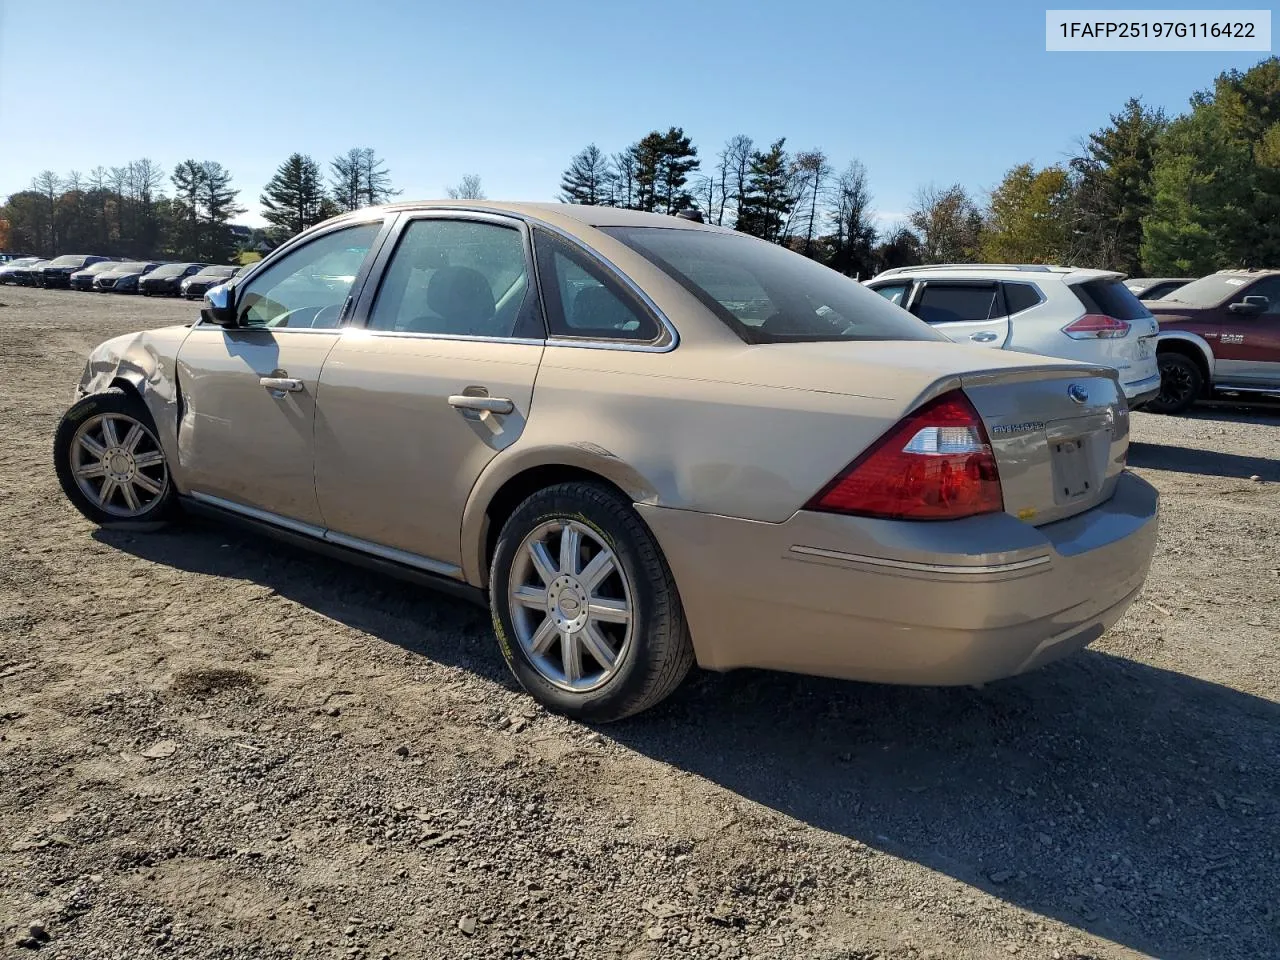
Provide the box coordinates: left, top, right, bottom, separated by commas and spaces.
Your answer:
261, 153, 328, 239
169, 160, 203, 259
560, 144, 614, 205
198, 162, 244, 262
737, 139, 793, 242
330, 148, 364, 212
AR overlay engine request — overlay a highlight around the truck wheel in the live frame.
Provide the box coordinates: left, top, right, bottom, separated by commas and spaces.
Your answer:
1147, 353, 1202, 415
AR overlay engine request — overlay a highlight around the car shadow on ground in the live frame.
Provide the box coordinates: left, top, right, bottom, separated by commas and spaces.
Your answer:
98, 522, 1280, 960
1127, 440, 1280, 480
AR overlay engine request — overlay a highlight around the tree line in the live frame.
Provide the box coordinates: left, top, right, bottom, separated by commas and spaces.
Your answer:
559, 56, 1280, 277
0, 148, 405, 263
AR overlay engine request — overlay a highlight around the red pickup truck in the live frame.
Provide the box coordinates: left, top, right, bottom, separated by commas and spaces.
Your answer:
1145, 269, 1280, 413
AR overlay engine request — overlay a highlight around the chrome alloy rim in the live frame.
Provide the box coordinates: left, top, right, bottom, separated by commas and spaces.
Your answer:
70, 413, 168, 517
508, 520, 633, 692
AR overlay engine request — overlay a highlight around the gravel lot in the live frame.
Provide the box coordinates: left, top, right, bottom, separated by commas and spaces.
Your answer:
1, 286, 1277, 960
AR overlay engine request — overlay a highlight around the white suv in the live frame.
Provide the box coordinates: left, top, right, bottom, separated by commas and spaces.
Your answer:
865, 264, 1162, 406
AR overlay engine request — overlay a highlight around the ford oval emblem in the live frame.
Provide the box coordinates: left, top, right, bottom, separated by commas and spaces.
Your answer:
1068, 383, 1089, 404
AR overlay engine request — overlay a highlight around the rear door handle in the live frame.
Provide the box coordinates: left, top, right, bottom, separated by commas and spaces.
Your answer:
448, 395, 514, 415
970, 332, 999, 343
260, 377, 304, 395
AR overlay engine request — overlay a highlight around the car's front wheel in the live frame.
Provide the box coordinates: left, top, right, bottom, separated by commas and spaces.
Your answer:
53, 388, 176, 528
1147, 352, 1203, 415
489, 481, 694, 722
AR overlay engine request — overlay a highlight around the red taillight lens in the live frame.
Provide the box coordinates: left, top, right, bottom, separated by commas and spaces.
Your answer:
806, 390, 1003, 520
1063, 313, 1130, 339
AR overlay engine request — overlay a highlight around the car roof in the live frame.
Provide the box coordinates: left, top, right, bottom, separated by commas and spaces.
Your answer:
1212, 267, 1280, 277
349, 200, 729, 233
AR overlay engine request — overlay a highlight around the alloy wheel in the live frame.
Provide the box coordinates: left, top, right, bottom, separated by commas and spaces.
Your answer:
1157, 361, 1195, 408
69, 413, 168, 518
508, 520, 634, 692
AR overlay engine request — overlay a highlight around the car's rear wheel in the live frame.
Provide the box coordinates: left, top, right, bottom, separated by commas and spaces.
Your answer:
53, 388, 176, 528
1147, 352, 1203, 414
489, 481, 694, 722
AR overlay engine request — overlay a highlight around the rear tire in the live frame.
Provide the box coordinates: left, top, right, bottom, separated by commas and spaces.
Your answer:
53, 388, 177, 529
1147, 352, 1203, 415
489, 481, 694, 722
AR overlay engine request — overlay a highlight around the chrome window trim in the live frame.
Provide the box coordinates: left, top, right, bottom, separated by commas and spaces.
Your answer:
189, 321, 347, 336
345, 328, 545, 346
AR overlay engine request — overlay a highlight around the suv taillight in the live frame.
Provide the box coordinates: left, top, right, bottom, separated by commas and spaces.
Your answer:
1063, 313, 1130, 339
805, 390, 1003, 520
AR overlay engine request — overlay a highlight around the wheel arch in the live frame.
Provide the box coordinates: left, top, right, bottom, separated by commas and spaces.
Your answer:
461, 445, 661, 588
1155, 331, 1214, 383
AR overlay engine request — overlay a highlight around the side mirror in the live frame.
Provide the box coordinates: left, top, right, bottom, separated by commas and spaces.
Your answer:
1228, 295, 1268, 315
200, 282, 237, 327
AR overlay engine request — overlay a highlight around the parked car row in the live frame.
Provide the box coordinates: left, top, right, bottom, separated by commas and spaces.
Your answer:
866, 265, 1280, 415
0, 254, 241, 296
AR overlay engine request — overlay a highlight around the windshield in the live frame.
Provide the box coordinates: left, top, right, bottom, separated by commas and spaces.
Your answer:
116, 262, 150, 273
195, 266, 236, 278
5, 258, 39, 268
1160, 274, 1254, 307
49, 255, 87, 267
150, 263, 191, 277
601, 227, 943, 344
84, 261, 117, 273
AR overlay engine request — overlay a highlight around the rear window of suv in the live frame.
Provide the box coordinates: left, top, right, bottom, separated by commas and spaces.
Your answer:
602, 227, 944, 344
1070, 279, 1152, 320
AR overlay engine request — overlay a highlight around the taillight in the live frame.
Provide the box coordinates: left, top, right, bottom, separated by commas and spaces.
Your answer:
806, 390, 1003, 520
1063, 313, 1130, 339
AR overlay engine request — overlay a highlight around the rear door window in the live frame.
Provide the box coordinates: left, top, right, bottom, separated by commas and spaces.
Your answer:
1070, 279, 1153, 320
870, 281, 912, 306
912, 283, 1002, 324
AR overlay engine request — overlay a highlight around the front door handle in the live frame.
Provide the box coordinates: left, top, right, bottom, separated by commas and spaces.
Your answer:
970, 331, 999, 343
260, 377, 304, 396
448, 395, 514, 415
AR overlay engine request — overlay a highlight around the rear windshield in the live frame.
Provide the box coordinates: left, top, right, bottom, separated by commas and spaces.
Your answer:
1070, 278, 1152, 320
48, 255, 88, 267
601, 227, 943, 344
1158, 274, 1257, 308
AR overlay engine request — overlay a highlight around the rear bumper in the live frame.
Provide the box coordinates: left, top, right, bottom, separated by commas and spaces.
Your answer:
1121, 371, 1162, 406
637, 471, 1159, 685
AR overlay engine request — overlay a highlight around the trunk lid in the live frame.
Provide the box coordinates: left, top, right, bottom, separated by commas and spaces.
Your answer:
962, 368, 1127, 526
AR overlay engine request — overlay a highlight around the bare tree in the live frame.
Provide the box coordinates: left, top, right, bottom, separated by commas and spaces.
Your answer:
446, 175, 485, 200
908, 183, 984, 263
791, 149, 832, 257
611, 150, 637, 208
828, 160, 877, 277
31, 170, 61, 250
718, 135, 753, 227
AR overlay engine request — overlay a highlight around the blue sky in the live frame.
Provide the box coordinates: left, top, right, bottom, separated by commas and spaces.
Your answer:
0, 0, 1267, 228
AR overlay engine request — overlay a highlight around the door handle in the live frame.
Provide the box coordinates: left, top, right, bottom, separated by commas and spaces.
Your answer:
260, 377, 303, 395
970, 332, 999, 343
448, 395, 514, 415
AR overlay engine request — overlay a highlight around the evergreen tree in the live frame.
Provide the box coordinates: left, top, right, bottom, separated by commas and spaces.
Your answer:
560, 144, 614, 205
737, 139, 794, 242
981, 163, 1074, 264
169, 160, 203, 260
330, 148, 365, 212
1142, 58, 1280, 273
197, 161, 244, 262
260, 153, 329, 239
1070, 98, 1168, 273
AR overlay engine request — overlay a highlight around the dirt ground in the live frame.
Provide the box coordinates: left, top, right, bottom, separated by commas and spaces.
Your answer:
0, 286, 1277, 960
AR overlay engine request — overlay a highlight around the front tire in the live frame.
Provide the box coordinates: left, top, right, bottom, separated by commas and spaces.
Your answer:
53, 388, 176, 528
1147, 352, 1203, 415
489, 481, 694, 722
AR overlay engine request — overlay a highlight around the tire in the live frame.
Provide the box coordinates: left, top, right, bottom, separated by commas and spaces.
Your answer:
53, 387, 177, 529
489, 481, 694, 722
1147, 352, 1203, 415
